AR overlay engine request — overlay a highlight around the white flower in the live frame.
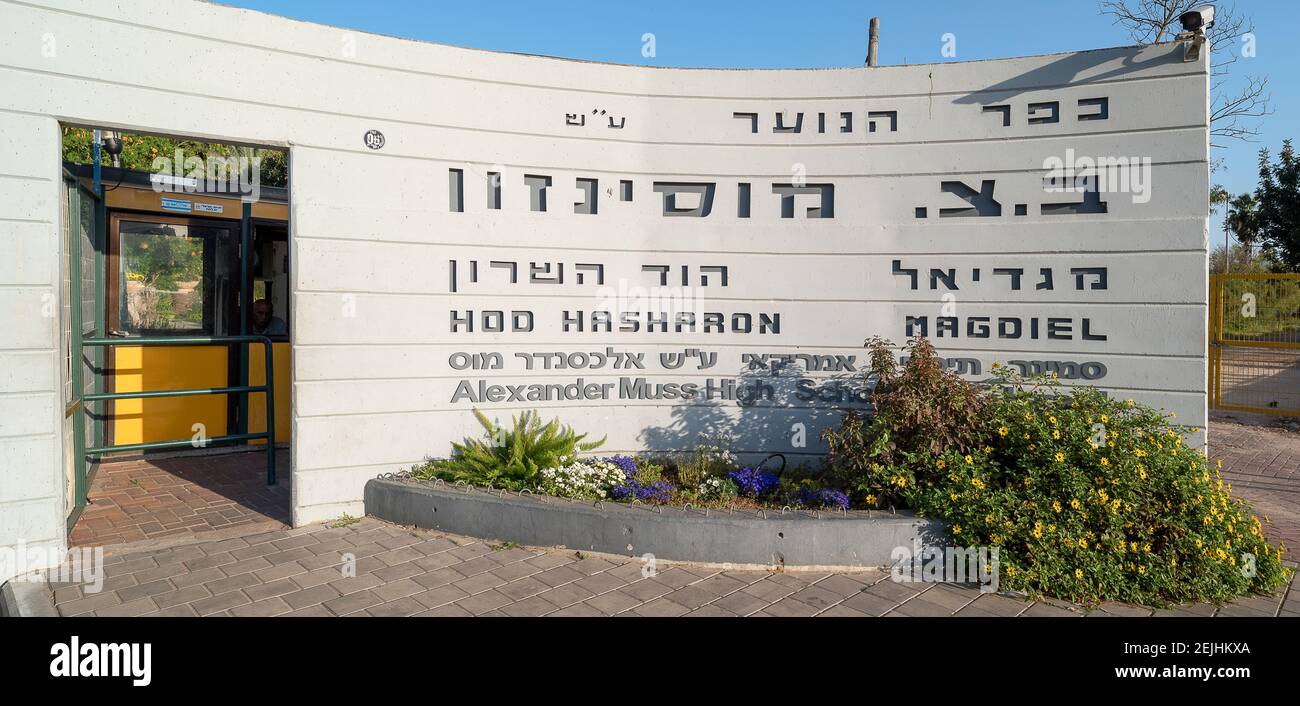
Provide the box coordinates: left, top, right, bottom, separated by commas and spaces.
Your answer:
538, 459, 626, 499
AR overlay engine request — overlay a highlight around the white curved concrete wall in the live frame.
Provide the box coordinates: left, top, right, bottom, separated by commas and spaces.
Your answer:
0, 0, 1207, 560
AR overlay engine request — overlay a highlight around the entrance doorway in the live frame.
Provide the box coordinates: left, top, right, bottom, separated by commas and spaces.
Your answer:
59, 126, 292, 547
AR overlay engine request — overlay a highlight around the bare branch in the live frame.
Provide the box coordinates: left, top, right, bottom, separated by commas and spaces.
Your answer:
1098, 0, 1267, 144
1100, 0, 1188, 43
1210, 76, 1272, 147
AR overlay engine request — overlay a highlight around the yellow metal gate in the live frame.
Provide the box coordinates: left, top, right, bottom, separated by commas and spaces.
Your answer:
1210, 273, 1300, 416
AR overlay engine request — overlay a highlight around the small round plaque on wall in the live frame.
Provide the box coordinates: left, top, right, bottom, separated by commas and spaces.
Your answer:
363, 129, 385, 150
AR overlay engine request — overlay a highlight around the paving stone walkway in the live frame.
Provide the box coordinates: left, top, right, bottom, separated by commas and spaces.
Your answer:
46, 517, 1298, 618
1208, 416, 1300, 558
36, 417, 1298, 618
70, 449, 290, 547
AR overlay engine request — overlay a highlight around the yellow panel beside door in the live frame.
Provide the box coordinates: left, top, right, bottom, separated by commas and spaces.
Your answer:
248, 342, 291, 444
112, 345, 229, 445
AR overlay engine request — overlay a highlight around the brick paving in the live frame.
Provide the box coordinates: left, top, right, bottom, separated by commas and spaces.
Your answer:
45, 516, 1299, 618
71, 449, 289, 547
1208, 415, 1300, 558
36, 418, 1298, 617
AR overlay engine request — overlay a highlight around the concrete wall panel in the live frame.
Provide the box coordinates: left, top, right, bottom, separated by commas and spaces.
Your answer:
0, 0, 1209, 541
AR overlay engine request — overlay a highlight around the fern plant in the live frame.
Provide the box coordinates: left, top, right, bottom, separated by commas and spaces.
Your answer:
420, 410, 606, 490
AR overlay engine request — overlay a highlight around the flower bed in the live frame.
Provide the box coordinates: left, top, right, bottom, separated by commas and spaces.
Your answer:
411, 411, 857, 512
410, 336, 1291, 606
414, 450, 853, 512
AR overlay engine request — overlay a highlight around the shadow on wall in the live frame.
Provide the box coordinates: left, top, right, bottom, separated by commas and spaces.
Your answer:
636, 361, 872, 466
951, 43, 1179, 107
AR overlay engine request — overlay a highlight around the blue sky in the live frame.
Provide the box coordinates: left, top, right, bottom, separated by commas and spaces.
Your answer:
225, 0, 1297, 247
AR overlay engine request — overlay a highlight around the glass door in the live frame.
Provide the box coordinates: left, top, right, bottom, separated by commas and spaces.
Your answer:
106, 215, 240, 446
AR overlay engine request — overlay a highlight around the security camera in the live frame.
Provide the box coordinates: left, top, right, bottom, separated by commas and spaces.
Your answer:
101, 129, 123, 168
101, 131, 123, 157
1179, 4, 1215, 34
1178, 4, 1214, 62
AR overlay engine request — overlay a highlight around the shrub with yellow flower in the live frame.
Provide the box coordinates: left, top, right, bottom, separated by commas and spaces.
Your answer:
817, 336, 1292, 607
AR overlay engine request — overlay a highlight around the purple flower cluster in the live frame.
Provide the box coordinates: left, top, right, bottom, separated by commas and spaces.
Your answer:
796, 487, 851, 510
605, 455, 639, 478
728, 467, 780, 498
610, 479, 675, 504
604, 455, 675, 504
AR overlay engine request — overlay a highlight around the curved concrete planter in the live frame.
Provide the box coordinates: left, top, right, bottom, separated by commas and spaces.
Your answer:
365, 478, 946, 569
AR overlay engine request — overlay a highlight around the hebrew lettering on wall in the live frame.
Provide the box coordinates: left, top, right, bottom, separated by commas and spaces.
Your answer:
433, 78, 1204, 438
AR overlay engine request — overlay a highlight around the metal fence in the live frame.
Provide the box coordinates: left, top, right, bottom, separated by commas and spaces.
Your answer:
1210, 273, 1300, 416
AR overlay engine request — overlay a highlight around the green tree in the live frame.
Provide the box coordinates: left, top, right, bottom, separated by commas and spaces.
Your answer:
1209, 242, 1276, 275
1209, 184, 1230, 271
1225, 193, 1260, 264
61, 127, 287, 188
1209, 184, 1229, 210
1254, 140, 1300, 269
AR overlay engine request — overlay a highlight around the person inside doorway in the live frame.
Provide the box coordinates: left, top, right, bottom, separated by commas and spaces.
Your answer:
251, 298, 288, 336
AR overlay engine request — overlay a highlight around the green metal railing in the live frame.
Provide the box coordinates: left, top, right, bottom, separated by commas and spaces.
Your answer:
79, 336, 278, 484
65, 171, 93, 531
64, 138, 280, 536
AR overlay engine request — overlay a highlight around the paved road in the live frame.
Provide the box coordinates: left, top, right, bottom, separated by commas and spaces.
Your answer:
36, 417, 1300, 618
46, 517, 1298, 618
